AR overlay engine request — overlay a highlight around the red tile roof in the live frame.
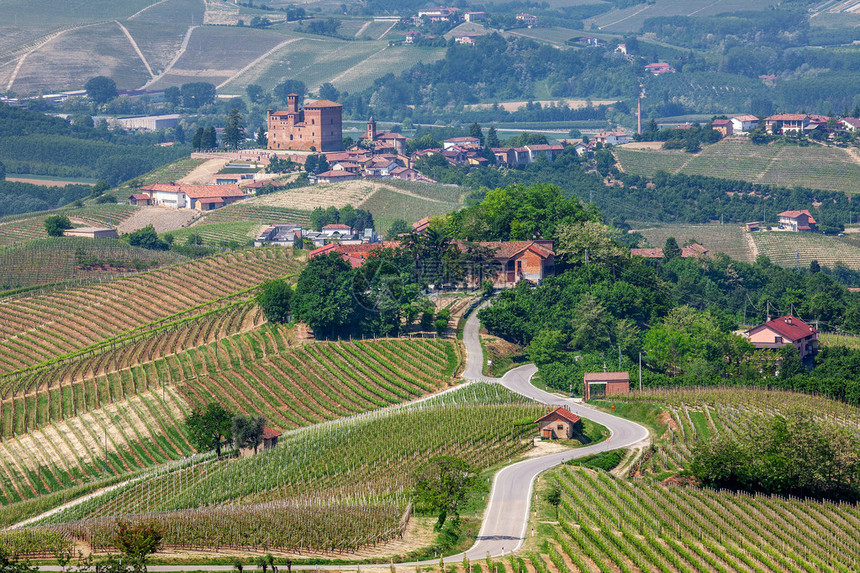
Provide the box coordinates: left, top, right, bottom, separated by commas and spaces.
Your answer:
262, 426, 281, 440
778, 209, 816, 224
767, 114, 808, 121
711, 119, 731, 126
536, 407, 581, 424
304, 99, 342, 108
322, 223, 352, 230
316, 170, 356, 178
140, 183, 246, 198
749, 315, 817, 342
733, 114, 759, 122
630, 248, 663, 258
468, 240, 554, 259
130, 194, 150, 200
842, 118, 860, 128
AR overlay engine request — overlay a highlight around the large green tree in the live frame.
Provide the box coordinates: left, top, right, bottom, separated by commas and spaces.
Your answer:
231, 414, 266, 454
223, 108, 245, 148
85, 76, 118, 104
186, 403, 233, 456
256, 279, 292, 324
181, 82, 216, 108
44, 214, 72, 237
292, 254, 358, 337
412, 456, 478, 530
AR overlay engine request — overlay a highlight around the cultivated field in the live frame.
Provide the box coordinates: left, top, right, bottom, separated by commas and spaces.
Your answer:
358, 182, 464, 235
634, 224, 754, 262
36, 385, 535, 555
0, 248, 302, 376
615, 138, 860, 194
542, 387, 860, 572
0, 205, 137, 249
9, 22, 151, 93
585, 0, 777, 32
218, 37, 445, 95
167, 221, 262, 246
0, 238, 185, 290
753, 231, 860, 270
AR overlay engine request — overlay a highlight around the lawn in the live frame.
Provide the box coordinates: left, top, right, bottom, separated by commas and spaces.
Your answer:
615, 138, 860, 194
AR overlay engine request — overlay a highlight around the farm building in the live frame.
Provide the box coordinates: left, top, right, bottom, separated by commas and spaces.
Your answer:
536, 407, 581, 440
711, 119, 733, 136
314, 170, 358, 184
267, 96, 343, 152
114, 114, 181, 131
645, 62, 675, 75
765, 114, 810, 134
778, 210, 817, 232
593, 131, 632, 146
63, 227, 118, 239
457, 240, 555, 286
731, 115, 759, 133
138, 183, 248, 211
254, 224, 303, 247
262, 427, 281, 450
745, 315, 818, 359
128, 194, 151, 206
583, 372, 630, 400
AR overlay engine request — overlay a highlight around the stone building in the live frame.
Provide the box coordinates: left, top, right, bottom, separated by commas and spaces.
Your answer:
267, 95, 343, 152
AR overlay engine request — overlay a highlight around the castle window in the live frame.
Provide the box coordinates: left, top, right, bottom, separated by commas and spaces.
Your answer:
290, 134, 293, 141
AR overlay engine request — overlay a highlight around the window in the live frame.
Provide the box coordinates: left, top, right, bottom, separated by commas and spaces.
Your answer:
775, 336, 783, 344
557, 424, 564, 430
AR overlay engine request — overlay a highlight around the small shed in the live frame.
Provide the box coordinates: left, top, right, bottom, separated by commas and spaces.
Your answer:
536, 407, 581, 440
583, 372, 630, 401
63, 227, 118, 239
262, 426, 281, 450
129, 194, 151, 206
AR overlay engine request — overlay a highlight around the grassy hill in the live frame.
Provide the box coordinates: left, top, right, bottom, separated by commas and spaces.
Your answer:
0, 0, 446, 95
614, 138, 860, 194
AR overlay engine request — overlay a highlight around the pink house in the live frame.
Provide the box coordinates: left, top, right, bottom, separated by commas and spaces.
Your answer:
745, 315, 818, 359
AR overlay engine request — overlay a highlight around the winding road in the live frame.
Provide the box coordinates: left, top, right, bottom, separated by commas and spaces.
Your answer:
457, 302, 650, 560
38, 299, 649, 571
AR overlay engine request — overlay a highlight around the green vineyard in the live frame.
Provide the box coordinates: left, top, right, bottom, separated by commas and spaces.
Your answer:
532, 387, 860, 572
0, 237, 186, 290
0, 331, 458, 509
0, 248, 303, 377
35, 386, 539, 554
615, 139, 860, 194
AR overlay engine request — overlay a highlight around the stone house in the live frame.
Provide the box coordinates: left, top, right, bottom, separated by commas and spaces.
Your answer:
536, 407, 581, 440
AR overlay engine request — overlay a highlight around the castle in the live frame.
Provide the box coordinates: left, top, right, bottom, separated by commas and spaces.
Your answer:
267, 94, 343, 152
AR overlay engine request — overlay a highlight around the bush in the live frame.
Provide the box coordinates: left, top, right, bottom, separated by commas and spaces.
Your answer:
126, 224, 169, 251
566, 449, 625, 471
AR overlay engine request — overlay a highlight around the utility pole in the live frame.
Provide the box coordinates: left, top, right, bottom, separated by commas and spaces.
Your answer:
618, 344, 622, 370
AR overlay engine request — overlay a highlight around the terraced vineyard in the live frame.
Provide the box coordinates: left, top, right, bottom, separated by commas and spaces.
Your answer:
0, 238, 185, 290
36, 385, 538, 554
635, 223, 754, 262
615, 138, 860, 194
166, 221, 262, 247
0, 248, 303, 377
538, 387, 860, 572
135, 157, 209, 187
199, 203, 311, 227
753, 231, 860, 270
0, 387, 191, 506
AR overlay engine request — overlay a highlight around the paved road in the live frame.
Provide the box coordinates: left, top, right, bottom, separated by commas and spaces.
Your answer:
38, 298, 649, 571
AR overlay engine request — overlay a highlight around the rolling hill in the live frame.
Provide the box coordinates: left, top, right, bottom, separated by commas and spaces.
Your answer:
614, 138, 860, 194
0, 0, 446, 95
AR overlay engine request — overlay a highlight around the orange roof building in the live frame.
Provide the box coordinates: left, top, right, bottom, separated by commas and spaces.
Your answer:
536, 407, 581, 440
